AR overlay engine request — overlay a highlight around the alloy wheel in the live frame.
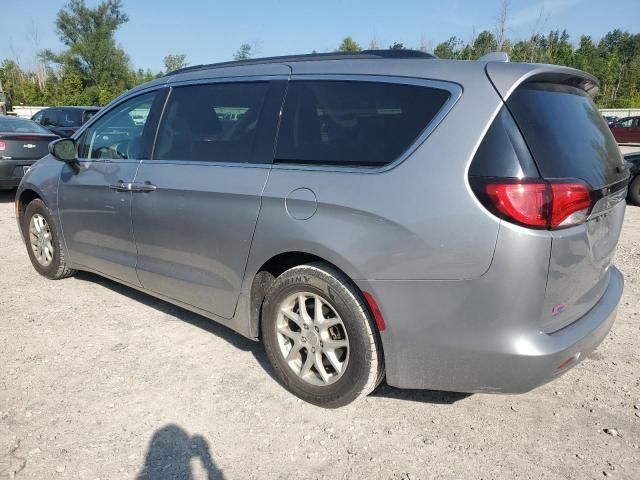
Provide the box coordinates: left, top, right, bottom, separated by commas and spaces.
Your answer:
29, 214, 54, 267
275, 292, 350, 386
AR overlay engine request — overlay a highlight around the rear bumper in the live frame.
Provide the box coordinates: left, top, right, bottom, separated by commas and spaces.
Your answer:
0, 159, 37, 187
357, 266, 623, 393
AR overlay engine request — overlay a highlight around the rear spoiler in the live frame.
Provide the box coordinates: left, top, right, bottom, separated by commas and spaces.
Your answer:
485, 62, 600, 100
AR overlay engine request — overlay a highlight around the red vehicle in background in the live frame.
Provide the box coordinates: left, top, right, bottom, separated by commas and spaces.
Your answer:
610, 116, 640, 143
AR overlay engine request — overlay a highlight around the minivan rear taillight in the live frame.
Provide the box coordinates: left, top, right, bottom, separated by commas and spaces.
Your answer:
472, 178, 593, 230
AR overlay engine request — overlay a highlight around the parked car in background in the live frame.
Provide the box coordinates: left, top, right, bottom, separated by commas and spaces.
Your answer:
31, 106, 100, 138
610, 116, 640, 143
0, 116, 58, 188
625, 152, 640, 205
16, 51, 628, 407
603, 115, 618, 127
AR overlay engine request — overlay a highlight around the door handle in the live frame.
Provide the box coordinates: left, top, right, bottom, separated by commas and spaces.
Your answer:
109, 181, 131, 191
131, 181, 157, 192
109, 181, 157, 193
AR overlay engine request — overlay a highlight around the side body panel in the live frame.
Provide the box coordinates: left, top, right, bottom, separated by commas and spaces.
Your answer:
132, 162, 271, 319
58, 160, 141, 285
56, 88, 166, 286
132, 77, 289, 320
244, 68, 504, 288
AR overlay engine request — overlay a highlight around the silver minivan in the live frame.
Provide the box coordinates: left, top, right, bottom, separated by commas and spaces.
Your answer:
16, 51, 628, 407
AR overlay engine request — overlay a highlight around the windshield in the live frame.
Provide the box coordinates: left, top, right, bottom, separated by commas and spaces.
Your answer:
0, 117, 52, 134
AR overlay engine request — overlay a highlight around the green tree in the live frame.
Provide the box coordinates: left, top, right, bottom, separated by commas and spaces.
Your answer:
337, 37, 362, 52
61, 72, 86, 105
471, 30, 498, 58
233, 43, 253, 60
41, 0, 132, 105
434, 37, 462, 59
163, 53, 188, 73
389, 42, 406, 50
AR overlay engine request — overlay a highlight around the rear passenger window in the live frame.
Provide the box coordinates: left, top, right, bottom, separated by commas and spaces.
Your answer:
154, 82, 268, 163
42, 110, 61, 127
275, 81, 450, 167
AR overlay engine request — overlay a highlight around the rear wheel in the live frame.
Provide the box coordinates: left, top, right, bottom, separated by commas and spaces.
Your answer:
629, 176, 640, 206
23, 199, 76, 280
262, 262, 384, 408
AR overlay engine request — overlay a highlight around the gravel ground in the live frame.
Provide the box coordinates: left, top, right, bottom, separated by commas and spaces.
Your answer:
1, 187, 639, 479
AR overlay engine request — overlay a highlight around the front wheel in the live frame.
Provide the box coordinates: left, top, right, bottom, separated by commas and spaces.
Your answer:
23, 199, 76, 280
262, 262, 384, 408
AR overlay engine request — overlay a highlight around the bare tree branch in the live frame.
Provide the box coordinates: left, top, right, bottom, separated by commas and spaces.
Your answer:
495, 0, 510, 51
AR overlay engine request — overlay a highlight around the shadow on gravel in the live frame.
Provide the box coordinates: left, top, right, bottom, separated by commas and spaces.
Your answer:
73, 271, 470, 406
72, 271, 280, 381
370, 383, 471, 405
0, 188, 16, 203
137, 424, 224, 480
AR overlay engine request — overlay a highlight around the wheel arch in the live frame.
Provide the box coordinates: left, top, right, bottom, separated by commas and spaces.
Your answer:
246, 251, 376, 341
16, 188, 43, 225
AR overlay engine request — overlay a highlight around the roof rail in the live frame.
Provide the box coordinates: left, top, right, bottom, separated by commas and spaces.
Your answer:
165, 49, 436, 76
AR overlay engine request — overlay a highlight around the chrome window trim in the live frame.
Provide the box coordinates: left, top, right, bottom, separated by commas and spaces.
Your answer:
166, 74, 291, 88
271, 74, 463, 174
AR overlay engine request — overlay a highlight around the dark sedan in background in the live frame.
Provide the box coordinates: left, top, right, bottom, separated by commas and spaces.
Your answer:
0, 117, 58, 188
31, 106, 100, 138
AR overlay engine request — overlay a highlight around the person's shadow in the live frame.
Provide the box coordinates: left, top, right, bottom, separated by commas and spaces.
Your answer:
137, 425, 224, 480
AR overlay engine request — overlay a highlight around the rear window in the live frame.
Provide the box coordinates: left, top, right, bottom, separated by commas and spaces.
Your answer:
275, 80, 450, 167
507, 83, 626, 188
0, 117, 50, 134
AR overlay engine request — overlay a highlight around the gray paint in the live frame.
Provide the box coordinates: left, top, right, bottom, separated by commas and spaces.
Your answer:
16, 56, 625, 393
58, 159, 141, 285
131, 161, 270, 319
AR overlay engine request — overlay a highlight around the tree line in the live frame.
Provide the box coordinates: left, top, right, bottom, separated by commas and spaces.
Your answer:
1, 0, 639, 108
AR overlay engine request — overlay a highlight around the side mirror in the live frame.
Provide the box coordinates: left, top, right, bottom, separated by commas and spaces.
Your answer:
50, 138, 77, 163
50, 138, 80, 174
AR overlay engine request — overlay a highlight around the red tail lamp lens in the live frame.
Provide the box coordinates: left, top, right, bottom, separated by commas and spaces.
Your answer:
0, 141, 5, 151
548, 183, 592, 228
482, 180, 593, 230
485, 182, 549, 228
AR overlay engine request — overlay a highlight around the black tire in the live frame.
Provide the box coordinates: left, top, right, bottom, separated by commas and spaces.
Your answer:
23, 199, 76, 280
629, 175, 640, 206
262, 262, 384, 408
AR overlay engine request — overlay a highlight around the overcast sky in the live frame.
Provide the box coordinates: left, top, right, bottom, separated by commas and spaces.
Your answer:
2, 0, 639, 71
